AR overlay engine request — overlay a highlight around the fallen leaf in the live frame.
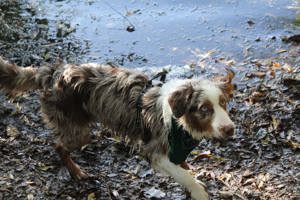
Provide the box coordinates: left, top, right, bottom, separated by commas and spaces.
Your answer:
275, 49, 287, 54
139, 169, 153, 178
87, 192, 96, 200
26, 181, 35, 186
271, 115, 281, 130
193, 150, 212, 161
243, 178, 256, 186
246, 71, 266, 79
242, 169, 254, 178
6, 125, 20, 138
9, 173, 14, 180
107, 173, 118, 178
289, 142, 300, 149
191, 48, 216, 62
80, 144, 89, 151
219, 191, 233, 199
39, 165, 55, 171
269, 69, 276, 78
282, 64, 294, 73
112, 190, 119, 198
258, 180, 264, 189
248, 91, 266, 104
252, 91, 266, 98
144, 187, 166, 199
27, 194, 34, 200
126, 9, 141, 16
272, 62, 281, 69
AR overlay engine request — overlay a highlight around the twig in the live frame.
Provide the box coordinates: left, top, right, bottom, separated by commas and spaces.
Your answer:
105, 182, 113, 200
217, 177, 246, 200
102, 1, 135, 28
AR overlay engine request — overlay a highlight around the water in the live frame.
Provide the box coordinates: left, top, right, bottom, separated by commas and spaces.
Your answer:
28, 0, 300, 68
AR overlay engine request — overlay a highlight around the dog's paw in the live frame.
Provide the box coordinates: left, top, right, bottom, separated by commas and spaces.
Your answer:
191, 184, 209, 200
74, 171, 90, 180
196, 179, 207, 188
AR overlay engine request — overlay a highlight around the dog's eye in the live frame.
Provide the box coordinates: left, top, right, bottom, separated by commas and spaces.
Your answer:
220, 99, 226, 107
200, 105, 209, 112
198, 101, 214, 116
219, 95, 228, 108
219, 97, 227, 109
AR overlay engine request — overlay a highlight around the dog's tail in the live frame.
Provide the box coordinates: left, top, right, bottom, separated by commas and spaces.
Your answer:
0, 57, 40, 96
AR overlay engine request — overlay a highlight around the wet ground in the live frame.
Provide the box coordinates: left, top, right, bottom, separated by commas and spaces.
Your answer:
0, 0, 300, 200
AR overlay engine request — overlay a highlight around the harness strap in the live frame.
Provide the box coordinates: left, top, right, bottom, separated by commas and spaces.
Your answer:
149, 69, 168, 83
168, 118, 200, 165
135, 70, 168, 142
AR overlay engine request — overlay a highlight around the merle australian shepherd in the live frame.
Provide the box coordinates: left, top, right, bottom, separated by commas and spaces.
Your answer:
0, 57, 235, 200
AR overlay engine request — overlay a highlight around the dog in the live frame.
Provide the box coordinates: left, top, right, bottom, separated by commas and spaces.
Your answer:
0, 56, 235, 200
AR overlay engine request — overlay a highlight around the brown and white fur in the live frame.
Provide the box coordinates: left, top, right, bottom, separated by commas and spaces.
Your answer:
0, 57, 235, 200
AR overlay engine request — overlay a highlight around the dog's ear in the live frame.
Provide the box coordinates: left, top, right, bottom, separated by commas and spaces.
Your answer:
217, 68, 235, 98
168, 85, 194, 118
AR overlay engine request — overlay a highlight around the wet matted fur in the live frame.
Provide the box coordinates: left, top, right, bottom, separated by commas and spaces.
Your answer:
0, 57, 235, 200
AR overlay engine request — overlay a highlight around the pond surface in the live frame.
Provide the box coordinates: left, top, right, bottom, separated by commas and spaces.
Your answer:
33, 0, 298, 67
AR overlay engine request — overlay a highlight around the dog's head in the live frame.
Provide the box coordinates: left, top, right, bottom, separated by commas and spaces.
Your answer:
167, 70, 235, 139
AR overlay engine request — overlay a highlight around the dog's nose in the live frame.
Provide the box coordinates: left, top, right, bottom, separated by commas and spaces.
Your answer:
219, 125, 234, 137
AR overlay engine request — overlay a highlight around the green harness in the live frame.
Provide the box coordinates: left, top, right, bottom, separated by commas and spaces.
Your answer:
168, 118, 200, 165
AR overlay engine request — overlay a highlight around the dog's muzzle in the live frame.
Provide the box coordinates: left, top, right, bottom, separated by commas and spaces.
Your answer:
219, 124, 235, 137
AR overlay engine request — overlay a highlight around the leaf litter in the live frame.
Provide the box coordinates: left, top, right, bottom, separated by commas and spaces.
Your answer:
0, 1, 299, 200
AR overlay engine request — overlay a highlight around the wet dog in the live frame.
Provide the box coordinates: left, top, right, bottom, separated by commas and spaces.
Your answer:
0, 57, 235, 200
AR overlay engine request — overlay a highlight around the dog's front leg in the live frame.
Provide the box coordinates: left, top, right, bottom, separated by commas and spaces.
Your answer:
153, 156, 209, 200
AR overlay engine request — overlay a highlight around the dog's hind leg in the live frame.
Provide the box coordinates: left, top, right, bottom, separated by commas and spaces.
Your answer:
55, 143, 90, 180
54, 125, 92, 180
152, 156, 209, 200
